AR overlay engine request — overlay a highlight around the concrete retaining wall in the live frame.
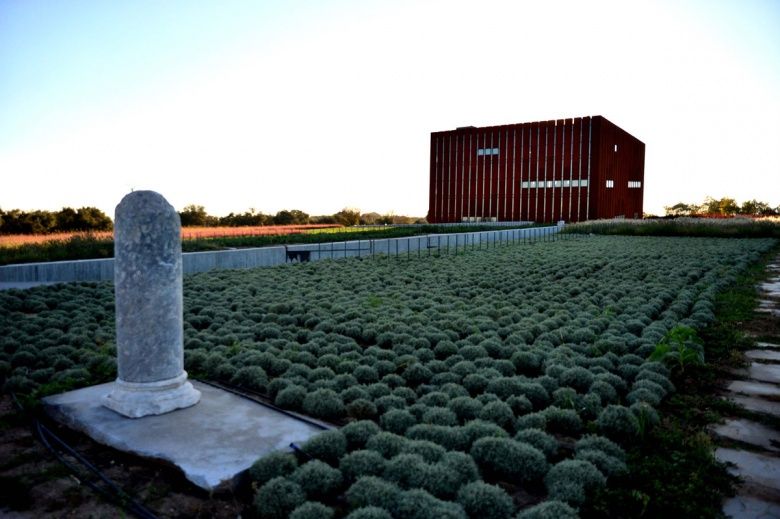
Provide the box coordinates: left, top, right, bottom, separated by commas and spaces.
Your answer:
0, 225, 560, 285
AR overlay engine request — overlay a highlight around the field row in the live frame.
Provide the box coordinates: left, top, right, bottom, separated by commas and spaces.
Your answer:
0, 235, 775, 518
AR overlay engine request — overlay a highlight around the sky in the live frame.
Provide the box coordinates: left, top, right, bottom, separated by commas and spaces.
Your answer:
1, 0, 779, 219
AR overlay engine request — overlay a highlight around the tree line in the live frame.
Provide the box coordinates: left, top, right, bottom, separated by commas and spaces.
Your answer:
0, 207, 113, 235
178, 205, 423, 227
664, 197, 779, 217
0, 205, 424, 235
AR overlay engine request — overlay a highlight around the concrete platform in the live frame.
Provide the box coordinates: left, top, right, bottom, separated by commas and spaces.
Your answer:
757, 342, 780, 350
43, 381, 326, 491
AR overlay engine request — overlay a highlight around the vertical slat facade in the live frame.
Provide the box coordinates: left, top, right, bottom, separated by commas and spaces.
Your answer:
427, 116, 644, 223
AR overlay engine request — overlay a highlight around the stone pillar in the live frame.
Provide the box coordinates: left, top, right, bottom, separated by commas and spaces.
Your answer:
103, 190, 200, 418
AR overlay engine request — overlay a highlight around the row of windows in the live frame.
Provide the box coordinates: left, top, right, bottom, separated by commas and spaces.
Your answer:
521, 179, 589, 189
476, 148, 500, 156
606, 180, 642, 189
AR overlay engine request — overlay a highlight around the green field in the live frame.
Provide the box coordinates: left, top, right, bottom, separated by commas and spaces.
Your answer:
1, 235, 776, 517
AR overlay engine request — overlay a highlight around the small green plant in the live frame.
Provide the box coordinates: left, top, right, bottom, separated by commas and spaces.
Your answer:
649, 325, 704, 373
290, 502, 335, 519
291, 460, 343, 499
470, 437, 548, 482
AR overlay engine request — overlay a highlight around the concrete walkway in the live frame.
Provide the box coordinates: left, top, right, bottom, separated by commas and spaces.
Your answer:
714, 257, 780, 518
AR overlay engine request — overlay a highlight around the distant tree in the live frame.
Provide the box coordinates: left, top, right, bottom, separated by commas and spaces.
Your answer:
56, 207, 79, 231
333, 208, 361, 226
740, 199, 774, 216
360, 212, 382, 225
717, 198, 739, 216
664, 203, 694, 217
273, 210, 295, 225
311, 214, 337, 224
75, 207, 112, 231
287, 209, 310, 225
179, 205, 211, 227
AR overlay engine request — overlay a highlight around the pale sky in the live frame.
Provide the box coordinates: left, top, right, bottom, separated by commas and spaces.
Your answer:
1, 0, 779, 218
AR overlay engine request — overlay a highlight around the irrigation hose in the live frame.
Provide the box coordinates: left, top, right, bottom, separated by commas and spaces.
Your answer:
10, 393, 159, 519
195, 378, 331, 431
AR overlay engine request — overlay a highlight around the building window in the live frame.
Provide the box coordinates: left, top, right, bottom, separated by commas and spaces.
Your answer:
563, 180, 570, 187
606, 180, 614, 188
580, 180, 588, 187
554, 180, 562, 188
521, 181, 529, 188
628, 181, 642, 188
614, 144, 618, 152
477, 148, 499, 156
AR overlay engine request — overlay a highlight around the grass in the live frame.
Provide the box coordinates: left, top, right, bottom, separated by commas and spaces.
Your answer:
563, 217, 780, 238
0, 224, 531, 266
583, 241, 780, 518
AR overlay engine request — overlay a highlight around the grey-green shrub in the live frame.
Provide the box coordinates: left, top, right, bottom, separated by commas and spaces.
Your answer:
574, 448, 627, 478
248, 450, 297, 485
403, 439, 446, 463
514, 428, 559, 459
545, 459, 606, 505
366, 432, 409, 458
301, 429, 347, 464
478, 400, 515, 431
345, 507, 394, 519
291, 460, 343, 499
254, 477, 306, 519
346, 476, 402, 512
347, 398, 379, 420
515, 412, 547, 431
302, 388, 345, 419
462, 420, 509, 447
574, 434, 625, 460
340, 449, 386, 481
374, 395, 407, 414
514, 500, 579, 519
380, 409, 416, 435
422, 406, 459, 426
406, 424, 468, 451
470, 437, 548, 482
596, 405, 640, 441
419, 391, 450, 407
342, 420, 381, 449
394, 488, 467, 519
290, 502, 334, 519
448, 396, 484, 423
383, 453, 427, 489
457, 481, 514, 519
542, 406, 582, 435
559, 366, 595, 393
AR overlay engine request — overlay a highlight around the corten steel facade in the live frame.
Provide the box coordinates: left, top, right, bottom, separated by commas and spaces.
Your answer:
427, 116, 645, 223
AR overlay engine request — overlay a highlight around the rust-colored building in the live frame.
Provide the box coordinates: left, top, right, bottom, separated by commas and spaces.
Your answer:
427, 116, 645, 223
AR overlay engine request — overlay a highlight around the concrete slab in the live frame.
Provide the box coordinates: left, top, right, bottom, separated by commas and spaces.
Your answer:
716, 448, 780, 500
748, 364, 780, 385
43, 381, 326, 491
746, 350, 780, 363
727, 380, 780, 399
757, 342, 780, 350
759, 281, 780, 296
712, 418, 780, 453
725, 395, 780, 419
723, 494, 780, 519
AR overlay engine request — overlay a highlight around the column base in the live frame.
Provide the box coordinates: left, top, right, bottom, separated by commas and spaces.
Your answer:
103, 371, 201, 418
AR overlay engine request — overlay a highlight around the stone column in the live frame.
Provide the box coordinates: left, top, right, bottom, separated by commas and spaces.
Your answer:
103, 190, 200, 418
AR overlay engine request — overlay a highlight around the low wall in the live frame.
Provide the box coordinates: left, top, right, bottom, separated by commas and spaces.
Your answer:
0, 225, 560, 285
